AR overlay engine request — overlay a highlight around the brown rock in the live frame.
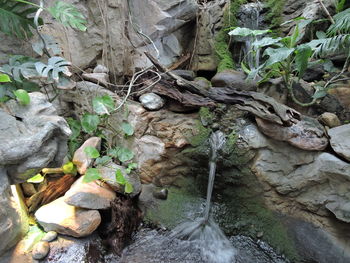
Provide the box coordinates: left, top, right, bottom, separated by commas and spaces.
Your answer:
21, 182, 37, 197
64, 176, 116, 209
73, 137, 101, 175
255, 116, 328, 151
35, 197, 101, 238
328, 87, 350, 110
318, 112, 341, 128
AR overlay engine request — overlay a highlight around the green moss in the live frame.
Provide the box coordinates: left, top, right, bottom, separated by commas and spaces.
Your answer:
265, 0, 285, 35
187, 120, 212, 147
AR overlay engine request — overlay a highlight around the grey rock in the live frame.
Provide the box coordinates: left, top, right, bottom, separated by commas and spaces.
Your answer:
211, 70, 257, 91
41, 231, 58, 242
64, 176, 116, 209
35, 197, 101, 238
153, 188, 168, 200
93, 64, 109, 74
0, 92, 71, 183
328, 124, 350, 161
99, 162, 142, 198
82, 73, 109, 87
171, 70, 196, 81
193, 77, 212, 91
32, 241, 50, 260
139, 93, 165, 111
319, 112, 341, 128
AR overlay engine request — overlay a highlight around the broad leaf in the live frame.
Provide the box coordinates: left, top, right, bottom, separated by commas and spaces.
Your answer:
81, 113, 100, 134
264, 47, 294, 67
95, 156, 112, 166
27, 174, 44, 183
0, 55, 38, 82
126, 162, 138, 174
124, 181, 134, 194
48, 1, 87, 31
295, 45, 312, 78
35, 56, 71, 83
108, 146, 134, 163
0, 74, 11, 83
115, 169, 126, 185
14, 89, 30, 105
32, 34, 61, 56
67, 118, 81, 140
0, 0, 37, 39
83, 168, 102, 183
312, 86, 328, 99
252, 37, 282, 49
229, 27, 270, 37
62, 162, 77, 175
84, 146, 100, 158
92, 95, 115, 115
121, 122, 134, 136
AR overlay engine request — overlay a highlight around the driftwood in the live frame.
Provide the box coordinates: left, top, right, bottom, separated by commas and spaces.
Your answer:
145, 52, 301, 127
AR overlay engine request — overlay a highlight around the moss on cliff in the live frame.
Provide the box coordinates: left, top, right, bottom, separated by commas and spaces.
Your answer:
264, 0, 285, 35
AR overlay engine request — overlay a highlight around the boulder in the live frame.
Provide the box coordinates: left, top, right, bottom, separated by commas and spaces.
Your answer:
319, 112, 341, 128
35, 197, 101, 238
73, 137, 101, 175
255, 116, 328, 151
139, 93, 165, 111
64, 176, 116, 209
328, 124, 350, 161
211, 70, 257, 91
0, 92, 71, 183
99, 163, 141, 198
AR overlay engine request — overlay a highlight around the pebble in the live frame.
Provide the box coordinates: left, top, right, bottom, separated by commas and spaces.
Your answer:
41, 231, 58, 242
153, 188, 168, 200
32, 241, 50, 260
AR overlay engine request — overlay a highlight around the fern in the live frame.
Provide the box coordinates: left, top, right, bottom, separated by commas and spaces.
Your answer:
0, 0, 37, 39
309, 34, 350, 57
327, 8, 350, 36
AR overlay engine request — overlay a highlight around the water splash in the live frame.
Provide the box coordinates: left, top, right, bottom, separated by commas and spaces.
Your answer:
171, 131, 236, 263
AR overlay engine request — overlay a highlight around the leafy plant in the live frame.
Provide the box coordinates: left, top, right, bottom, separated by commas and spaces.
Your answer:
0, 73, 11, 83
108, 146, 134, 163
92, 95, 115, 115
14, 89, 30, 105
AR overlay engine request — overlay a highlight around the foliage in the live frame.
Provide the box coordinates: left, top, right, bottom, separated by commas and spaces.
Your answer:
27, 173, 44, 183
13, 89, 30, 105
84, 146, 100, 158
0, 74, 11, 83
92, 95, 115, 115
265, 0, 285, 35
108, 146, 134, 163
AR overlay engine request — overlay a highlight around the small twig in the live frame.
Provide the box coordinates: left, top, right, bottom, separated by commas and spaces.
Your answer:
317, 0, 335, 24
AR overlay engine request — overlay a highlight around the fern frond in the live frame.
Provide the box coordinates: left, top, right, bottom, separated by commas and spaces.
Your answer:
327, 8, 350, 36
310, 34, 350, 57
0, 0, 37, 39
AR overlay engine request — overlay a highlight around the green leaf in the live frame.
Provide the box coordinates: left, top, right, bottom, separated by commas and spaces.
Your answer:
27, 174, 44, 183
0, 0, 37, 39
67, 118, 81, 140
228, 27, 270, 37
290, 24, 299, 48
35, 56, 71, 83
252, 37, 282, 49
0, 74, 11, 83
295, 45, 312, 79
126, 162, 138, 174
83, 168, 102, 183
124, 181, 134, 194
48, 1, 87, 31
81, 113, 100, 134
62, 162, 77, 175
0, 55, 38, 82
115, 169, 126, 185
95, 156, 112, 166
92, 95, 115, 115
14, 89, 30, 105
312, 86, 328, 99
264, 47, 294, 67
108, 147, 134, 163
84, 146, 100, 158
121, 122, 134, 136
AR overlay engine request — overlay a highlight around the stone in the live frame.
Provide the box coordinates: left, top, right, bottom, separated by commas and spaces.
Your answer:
32, 241, 50, 260
35, 197, 101, 238
328, 124, 350, 161
93, 64, 109, 74
193, 77, 212, 91
328, 87, 350, 111
211, 69, 257, 91
153, 188, 168, 200
21, 183, 37, 197
139, 93, 165, 111
255, 116, 328, 151
0, 92, 71, 183
82, 73, 109, 87
73, 137, 101, 175
99, 163, 141, 198
41, 231, 58, 242
318, 112, 341, 128
64, 176, 116, 209
171, 70, 196, 81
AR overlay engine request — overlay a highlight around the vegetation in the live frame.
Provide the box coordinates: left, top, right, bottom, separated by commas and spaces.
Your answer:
265, 0, 285, 35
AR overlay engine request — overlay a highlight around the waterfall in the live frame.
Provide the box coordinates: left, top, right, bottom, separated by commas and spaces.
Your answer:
171, 131, 235, 263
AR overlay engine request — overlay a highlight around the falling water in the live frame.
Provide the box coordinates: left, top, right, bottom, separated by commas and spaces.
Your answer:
171, 131, 236, 263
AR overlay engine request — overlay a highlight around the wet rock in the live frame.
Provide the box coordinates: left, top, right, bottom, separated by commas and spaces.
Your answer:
32, 241, 50, 260
139, 93, 165, 111
171, 70, 196, 81
0, 92, 71, 183
193, 77, 212, 91
255, 116, 328, 151
93, 64, 109, 74
64, 176, 116, 209
318, 112, 341, 128
22, 183, 37, 197
35, 197, 101, 238
73, 137, 101, 175
211, 69, 257, 91
99, 163, 141, 198
82, 72, 109, 87
153, 188, 168, 200
328, 124, 350, 161
41, 231, 57, 242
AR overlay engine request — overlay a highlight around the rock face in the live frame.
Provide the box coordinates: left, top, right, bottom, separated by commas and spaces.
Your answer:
73, 137, 101, 175
0, 92, 71, 183
328, 124, 350, 162
211, 70, 257, 91
64, 177, 116, 209
35, 197, 101, 238
255, 116, 328, 151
